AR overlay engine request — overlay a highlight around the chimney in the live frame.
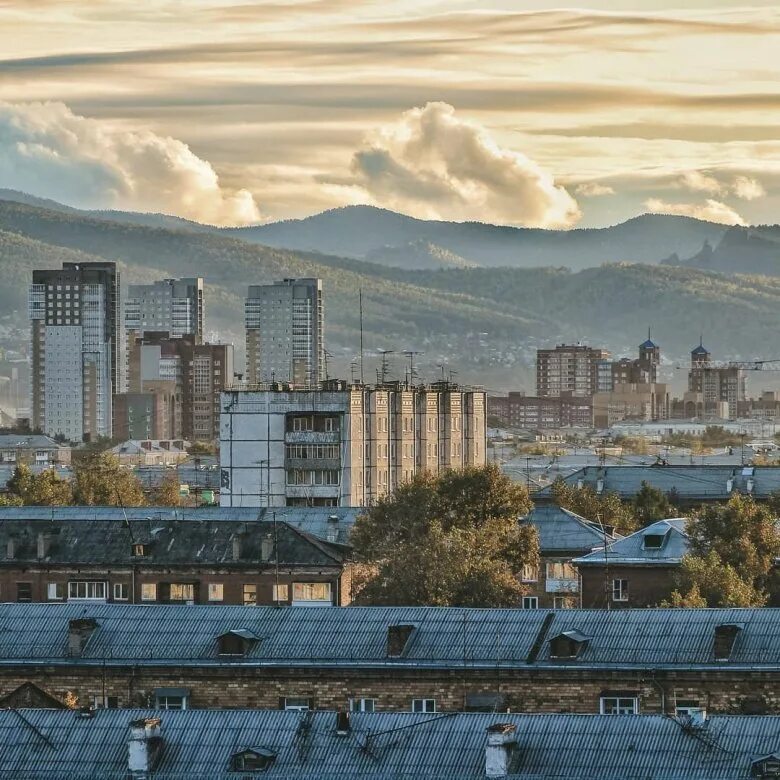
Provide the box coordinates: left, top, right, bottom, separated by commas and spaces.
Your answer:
68, 618, 98, 657
37, 532, 50, 560
6, 539, 14, 560
386, 624, 415, 657
485, 723, 517, 778
128, 717, 163, 778
232, 535, 242, 561
327, 514, 339, 543
260, 535, 274, 562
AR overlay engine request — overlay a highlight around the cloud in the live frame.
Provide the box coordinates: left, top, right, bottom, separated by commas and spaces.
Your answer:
644, 197, 746, 226
733, 175, 765, 201
349, 102, 580, 227
680, 170, 724, 196
575, 182, 615, 197
0, 100, 261, 225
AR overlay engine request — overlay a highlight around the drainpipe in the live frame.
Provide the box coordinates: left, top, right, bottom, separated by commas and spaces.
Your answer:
647, 674, 667, 715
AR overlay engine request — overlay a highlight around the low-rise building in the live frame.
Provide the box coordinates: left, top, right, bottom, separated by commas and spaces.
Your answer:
487, 392, 593, 430
109, 439, 189, 466
3, 604, 780, 717
518, 505, 618, 608
0, 708, 777, 779
0, 434, 70, 466
574, 518, 689, 608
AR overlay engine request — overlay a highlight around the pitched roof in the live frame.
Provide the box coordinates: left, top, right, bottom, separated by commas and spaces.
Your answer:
520, 504, 619, 553
0, 518, 348, 566
0, 434, 64, 450
573, 518, 689, 566
3, 603, 780, 671
536, 465, 777, 501
0, 708, 777, 779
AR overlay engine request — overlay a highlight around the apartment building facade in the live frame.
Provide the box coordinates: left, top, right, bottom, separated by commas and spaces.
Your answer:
29, 262, 119, 442
536, 344, 612, 398
245, 278, 324, 386
124, 277, 204, 341
687, 343, 746, 419
219, 381, 486, 507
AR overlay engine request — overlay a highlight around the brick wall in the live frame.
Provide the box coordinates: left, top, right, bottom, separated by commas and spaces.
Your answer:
579, 565, 678, 608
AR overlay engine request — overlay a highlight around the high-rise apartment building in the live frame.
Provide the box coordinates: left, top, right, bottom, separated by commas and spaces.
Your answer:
29, 262, 119, 441
124, 278, 204, 340
536, 344, 611, 398
687, 342, 746, 419
245, 278, 323, 385
219, 381, 486, 507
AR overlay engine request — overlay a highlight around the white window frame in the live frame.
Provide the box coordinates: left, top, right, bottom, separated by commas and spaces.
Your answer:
68, 581, 107, 601
113, 583, 129, 601
349, 698, 376, 713
522, 596, 539, 609
292, 582, 332, 605
600, 696, 639, 715
208, 583, 224, 602
141, 583, 157, 602
284, 697, 311, 711
612, 579, 629, 602
412, 698, 436, 713
155, 694, 188, 710
47, 582, 64, 601
273, 583, 289, 603
521, 564, 538, 583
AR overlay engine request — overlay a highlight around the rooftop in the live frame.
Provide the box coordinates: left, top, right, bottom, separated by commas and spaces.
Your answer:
520, 504, 619, 553
573, 518, 689, 566
3, 604, 780, 670
0, 709, 776, 779
0, 434, 65, 450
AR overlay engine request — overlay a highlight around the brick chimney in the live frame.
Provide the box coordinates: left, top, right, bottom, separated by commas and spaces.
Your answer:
128, 717, 163, 779
67, 618, 98, 657
485, 723, 517, 778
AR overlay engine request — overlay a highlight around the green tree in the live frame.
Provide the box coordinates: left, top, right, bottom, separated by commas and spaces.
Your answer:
632, 481, 675, 528
669, 495, 780, 607
153, 473, 181, 506
72, 453, 146, 506
6, 464, 73, 505
550, 478, 636, 535
351, 464, 538, 607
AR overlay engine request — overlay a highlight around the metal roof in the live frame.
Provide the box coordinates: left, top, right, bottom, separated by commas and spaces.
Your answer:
0, 434, 64, 450
3, 604, 780, 670
535, 465, 780, 500
520, 504, 619, 553
0, 518, 348, 566
0, 708, 777, 779
573, 518, 689, 566
0, 506, 360, 545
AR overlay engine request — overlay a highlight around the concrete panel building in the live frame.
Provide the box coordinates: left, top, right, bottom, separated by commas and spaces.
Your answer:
29, 262, 119, 442
245, 278, 323, 386
536, 344, 612, 398
219, 381, 486, 507
124, 277, 204, 340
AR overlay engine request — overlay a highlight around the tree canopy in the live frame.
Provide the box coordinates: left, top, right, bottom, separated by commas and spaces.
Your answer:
72, 452, 146, 506
550, 478, 636, 535
5, 464, 73, 506
351, 464, 538, 607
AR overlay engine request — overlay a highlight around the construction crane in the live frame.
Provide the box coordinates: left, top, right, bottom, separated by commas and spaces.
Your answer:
674, 359, 780, 371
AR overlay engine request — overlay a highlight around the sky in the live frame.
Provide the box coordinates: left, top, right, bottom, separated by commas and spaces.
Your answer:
0, 0, 778, 228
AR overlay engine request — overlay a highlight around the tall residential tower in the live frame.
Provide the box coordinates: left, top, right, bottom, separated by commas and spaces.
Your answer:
245, 278, 323, 386
124, 278, 204, 341
29, 262, 119, 441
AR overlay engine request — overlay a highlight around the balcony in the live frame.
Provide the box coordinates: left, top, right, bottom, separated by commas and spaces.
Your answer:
546, 578, 579, 594
285, 431, 340, 444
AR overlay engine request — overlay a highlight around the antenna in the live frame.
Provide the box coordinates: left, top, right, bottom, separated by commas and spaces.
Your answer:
378, 350, 394, 384
403, 350, 423, 388
350, 357, 359, 384
323, 349, 333, 382
359, 288, 365, 384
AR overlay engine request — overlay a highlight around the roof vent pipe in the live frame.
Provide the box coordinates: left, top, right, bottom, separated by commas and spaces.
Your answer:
485, 723, 517, 778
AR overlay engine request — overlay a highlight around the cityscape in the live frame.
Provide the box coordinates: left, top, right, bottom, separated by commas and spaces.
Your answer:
1, 0, 780, 778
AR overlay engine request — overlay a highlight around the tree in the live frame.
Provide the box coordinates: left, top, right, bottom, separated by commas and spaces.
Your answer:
72, 452, 146, 506
669, 495, 780, 607
550, 478, 636, 535
153, 473, 181, 506
632, 481, 675, 528
6, 464, 73, 505
351, 464, 538, 607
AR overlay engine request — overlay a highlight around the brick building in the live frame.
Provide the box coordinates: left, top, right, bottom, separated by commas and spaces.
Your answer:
518, 505, 618, 608
0, 516, 351, 607
2, 604, 780, 718
487, 393, 593, 430
574, 518, 688, 608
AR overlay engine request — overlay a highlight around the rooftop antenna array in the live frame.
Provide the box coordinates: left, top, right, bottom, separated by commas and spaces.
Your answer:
378, 350, 395, 384
403, 350, 423, 387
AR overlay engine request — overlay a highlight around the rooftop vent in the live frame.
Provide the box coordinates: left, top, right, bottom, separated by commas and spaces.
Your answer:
68, 618, 98, 657
714, 623, 743, 661
128, 717, 163, 779
217, 629, 260, 657
485, 723, 518, 779
386, 624, 416, 657
548, 630, 589, 660
230, 747, 276, 773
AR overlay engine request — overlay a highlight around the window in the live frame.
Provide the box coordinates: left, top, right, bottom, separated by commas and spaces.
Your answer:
141, 583, 157, 602
208, 583, 224, 602
600, 696, 638, 715
273, 584, 289, 603
68, 581, 107, 601
47, 582, 65, 601
243, 584, 257, 606
350, 698, 375, 713
168, 583, 195, 602
522, 596, 538, 609
553, 597, 572, 609
292, 582, 332, 604
283, 697, 311, 711
675, 700, 706, 718
231, 749, 276, 773
113, 583, 129, 601
132, 543, 146, 557
412, 698, 436, 713
520, 564, 538, 582
643, 533, 666, 549
546, 561, 577, 580
154, 689, 189, 710
93, 695, 119, 709
612, 579, 629, 602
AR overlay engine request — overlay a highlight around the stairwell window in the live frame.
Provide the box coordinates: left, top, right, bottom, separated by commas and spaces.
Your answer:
612, 579, 629, 602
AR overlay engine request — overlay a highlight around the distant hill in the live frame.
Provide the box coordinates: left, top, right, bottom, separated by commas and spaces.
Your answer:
663, 226, 780, 277
2, 198, 780, 389
227, 205, 729, 270
364, 240, 476, 270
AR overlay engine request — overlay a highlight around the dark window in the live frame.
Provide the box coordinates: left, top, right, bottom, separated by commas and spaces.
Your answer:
549, 636, 579, 659
16, 583, 32, 602
643, 534, 665, 549
231, 750, 276, 772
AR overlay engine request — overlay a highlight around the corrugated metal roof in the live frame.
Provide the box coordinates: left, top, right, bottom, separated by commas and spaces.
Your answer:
535, 465, 780, 500
520, 505, 619, 553
0, 708, 775, 779
2, 604, 780, 670
573, 518, 689, 566
0, 434, 63, 449
0, 506, 360, 545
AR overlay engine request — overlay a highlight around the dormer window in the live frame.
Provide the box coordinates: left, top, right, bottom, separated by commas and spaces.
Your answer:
714, 623, 743, 661
217, 629, 260, 657
230, 748, 276, 772
643, 533, 667, 550
752, 754, 780, 778
549, 630, 589, 659
132, 543, 146, 557
386, 624, 416, 657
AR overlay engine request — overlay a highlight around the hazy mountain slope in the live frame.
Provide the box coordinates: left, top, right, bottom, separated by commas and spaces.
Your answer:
663, 226, 780, 276
364, 240, 476, 270
228, 205, 728, 270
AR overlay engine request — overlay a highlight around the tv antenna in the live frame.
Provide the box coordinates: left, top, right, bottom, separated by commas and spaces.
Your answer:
403, 350, 423, 387
359, 288, 365, 384
378, 350, 395, 384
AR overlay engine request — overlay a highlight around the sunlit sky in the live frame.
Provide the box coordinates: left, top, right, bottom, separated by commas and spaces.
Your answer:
1, 0, 779, 227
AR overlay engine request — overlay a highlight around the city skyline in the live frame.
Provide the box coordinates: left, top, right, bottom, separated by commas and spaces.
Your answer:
1, 1, 778, 228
